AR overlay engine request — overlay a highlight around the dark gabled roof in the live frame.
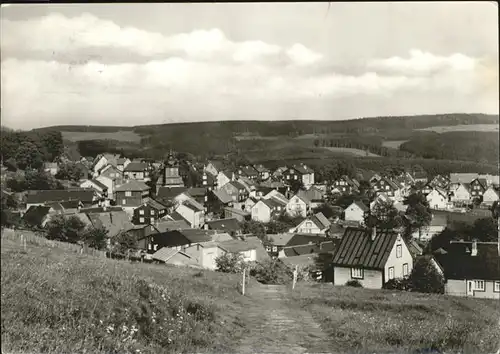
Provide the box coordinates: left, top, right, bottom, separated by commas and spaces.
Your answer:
22, 206, 51, 227
123, 162, 149, 172
48, 200, 81, 210
186, 187, 206, 198
331, 227, 400, 270
205, 218, 241, 233
157, 186, 188, 200
178, 199, 204, 212
167, 211, 190, 223
90, 179, 108, 190
151, 229, 214, 246
286, 234, 328, 247
407, 239, 424, 258
179, 229, 215, 243
239, 165, 259, 176
311, 212, 331, 229
207, 160, 226, 172
291, 164, 313, 175
228, 180, 247, 191
26, 189, 95, 204
87, 211, 135, 238
115, 180, 150, 192
146, 198, 168, 210
219, 239, 257, 253
155, 219, 191, 232
434, 242, 500, 281
80, 206, 124, 214
283, 241, 336, 257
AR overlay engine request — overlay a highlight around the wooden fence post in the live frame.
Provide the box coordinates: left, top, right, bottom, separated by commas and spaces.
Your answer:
292, 265, 298, 290
242, 267, 246, 296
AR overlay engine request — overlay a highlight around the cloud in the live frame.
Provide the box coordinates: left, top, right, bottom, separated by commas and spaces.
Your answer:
0, 12, 497, 129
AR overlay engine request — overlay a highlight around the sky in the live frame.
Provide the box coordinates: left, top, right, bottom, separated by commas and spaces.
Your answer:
1, 2, 498, 129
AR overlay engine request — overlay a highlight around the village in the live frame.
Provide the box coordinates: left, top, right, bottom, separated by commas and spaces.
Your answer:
2, 151, 499, 300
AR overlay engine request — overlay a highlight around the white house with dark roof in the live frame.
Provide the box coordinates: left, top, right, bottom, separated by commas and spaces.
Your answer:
251, 198, 285, 223
290, 212, 331, 235
426, 187, 450, 210
331, 227, 413, 289
344, 201, 368, 225
80, 179, 109, 200
175, 199, 205, 228
286, 191, 311, 218
449, 183, 472, 204
482, 185, 500, 207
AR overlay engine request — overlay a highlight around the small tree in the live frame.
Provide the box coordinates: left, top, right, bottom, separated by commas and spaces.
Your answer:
404, 193, 432, 241
345, 280, 363, 287
409, 257, 445, 294
215, 252, 245, 273
83, 226, 108, 250
240, 220, 266, 239
365, 199, 402, 229
45, 214, 86, 244
111, 231, 139, 256
250, 259, 293, 285
55, 162, 83, 181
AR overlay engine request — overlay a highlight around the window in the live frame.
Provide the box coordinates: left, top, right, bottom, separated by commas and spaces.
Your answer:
139, 217, 144, 223
151, 226, 154, 231
139, 209, 144, 215
305, 221, 312, 227
388, 267, 395, 280
150, 210, 155, 216
385, 185, 390, 190
153, 244, 158, 251
125, 191, 132, 197
474, 280, 485, 291
403, 263, 409, 276
494, 281, 500, 293
122, 199, 126, 205
294, 175, 297, 180
396, 244, 402, 258
148, 244, 152, 250
272, 246, 277, 252
351, 268, 364, 279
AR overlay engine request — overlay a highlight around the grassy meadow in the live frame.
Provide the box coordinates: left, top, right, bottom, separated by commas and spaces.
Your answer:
290, 283, 500, 354
416, 124, 499, 133
61, 130, 143, 142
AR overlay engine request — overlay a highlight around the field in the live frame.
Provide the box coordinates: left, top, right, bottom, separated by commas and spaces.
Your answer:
290, 283, 500, 353
381, 140, 408, 149
62, 130, 143, 142
322, 146, 381, 157
416, 124, 499, 133
2, 235, 500, 353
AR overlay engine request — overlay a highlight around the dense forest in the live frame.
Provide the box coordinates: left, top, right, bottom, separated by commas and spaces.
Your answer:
0, 128, 64, 170
400, 132, 499, 165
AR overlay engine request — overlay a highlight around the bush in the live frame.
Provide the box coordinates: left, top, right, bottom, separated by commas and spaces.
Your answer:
250, 259, 293, 285
215, 252, 245, 274
384, 277, 412, 291
345, 280, 363, 287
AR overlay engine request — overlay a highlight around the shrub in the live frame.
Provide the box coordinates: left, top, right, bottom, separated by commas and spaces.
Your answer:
384, 277, 412, 291
250, 259, 293, 285
409, 257, 445, 294
345, 280, 363, 287
215, 252, 245, 274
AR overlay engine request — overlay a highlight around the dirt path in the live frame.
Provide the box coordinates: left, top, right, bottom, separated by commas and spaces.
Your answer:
234, 285, 332, 354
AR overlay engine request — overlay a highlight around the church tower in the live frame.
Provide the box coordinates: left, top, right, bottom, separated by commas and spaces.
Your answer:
156, 150, 185, 188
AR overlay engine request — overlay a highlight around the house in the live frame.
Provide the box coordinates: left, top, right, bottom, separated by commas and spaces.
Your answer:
263, 189, 289, 204
331, 227, 414, 289
478, 174, 500, 187
205, 160, 226, 178
155, 219, 191, 232
283, 164, 315, 188
331, 176, 360, 195
116, 157, 131, 172
286, 192, 310, 218
469, 178, 487, 201
412, 170, 428, 184
98, 164, 123, 181
22, 206, 52, 228
251, 197, 286, 223
272, 166, 288, 180
43, 162, 59, 176
132, 199, 169, 225
114, 180, 150, 209
301, 187, 324, 209
434, 241, 500, 299
279, 234, 337, 258
183, 187, 208, 206
429, 174, 450, 189
243, 197, 258, 213
80, 179, 109, 199
344, 201, 368, 225
264, 233, 295, 258
290, 212, 331, 235
75, 162, 91, 180
224, 207, 251, 222
202, 169, 218, 191
175, 199, 205, 228
218, 239, 258, 262
449, 173, 479, 188
482, 185, 500, 207
156, 186, 187, 206
87, 210, 135, 239
237, 165, 259, 181
207, 189, 233, 217
150, 247, 203, 269
254, 164, 271, 181
411, 213, 447, 242
237, 177, 257, 196
372, 177, 400, 199
216, 170, 235, 190
221, 181, 249, 206
426, 187, 450, 210
45, 200, 83, 214
123, 162, 151, 181
204, 218, 241, 237
155, 152, 185, 189
26, 189, 98, 210
449, 183, 471, 205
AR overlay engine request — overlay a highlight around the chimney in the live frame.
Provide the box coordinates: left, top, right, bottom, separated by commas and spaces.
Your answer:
371, 226, 377, 241
471, 240, 477, 256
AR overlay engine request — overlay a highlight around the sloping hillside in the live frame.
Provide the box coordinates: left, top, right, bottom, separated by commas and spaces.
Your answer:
2, 236, 500, 353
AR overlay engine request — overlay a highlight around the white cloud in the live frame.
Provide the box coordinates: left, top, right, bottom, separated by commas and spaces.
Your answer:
0, 13, 497, 129
368, 49, 477, 74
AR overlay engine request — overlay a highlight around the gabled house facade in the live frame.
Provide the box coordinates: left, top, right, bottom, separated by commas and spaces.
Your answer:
283, 164, 315, 188
449, 183, 471, 205
290, 212, 331, 235
469, 178, 487, 201
123, 162, 151, 182
286, 193, 310, 218
331, 227, 414, 289
221, 181, 249, 206
254, 164, 270, 181
481, 185, 500, 207
80, 179, 109, 200
331, 176, 359, 195
344, 201, 368, 224
251, 198, 284, 223
372, 177, 400, 199
114, 180, 150, 209
116, 157, 131, 172
175, 199, 205, 228
216, 170, 235, 190
426, 187, 450, 210
132, 199, 169, 225
237, 165, 259, 181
